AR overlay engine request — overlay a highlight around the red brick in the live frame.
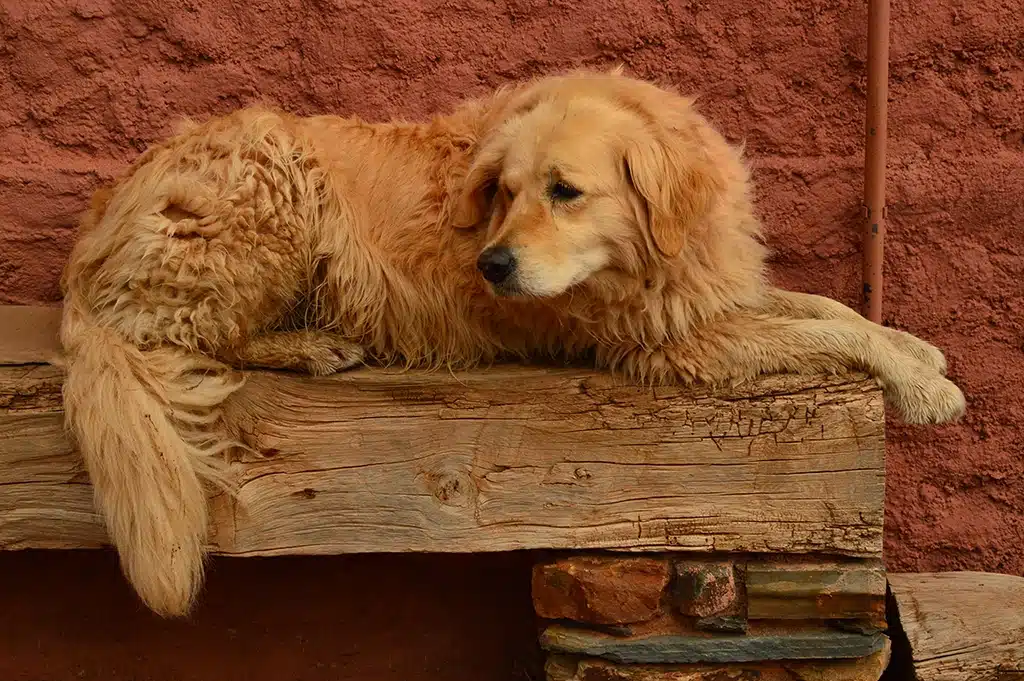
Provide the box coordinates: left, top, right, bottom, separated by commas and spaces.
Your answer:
533, 557, 670, 625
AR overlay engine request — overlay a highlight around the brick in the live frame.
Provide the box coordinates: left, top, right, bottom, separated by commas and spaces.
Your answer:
545, 643, 891, 681
671, 561, 740, 619
533, 557, 670, 625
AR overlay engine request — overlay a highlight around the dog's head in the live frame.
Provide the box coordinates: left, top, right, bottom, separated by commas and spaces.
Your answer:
453, 69, 731, 298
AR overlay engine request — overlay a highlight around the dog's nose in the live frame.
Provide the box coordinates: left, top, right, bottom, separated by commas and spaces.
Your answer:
476, 246, 516, 285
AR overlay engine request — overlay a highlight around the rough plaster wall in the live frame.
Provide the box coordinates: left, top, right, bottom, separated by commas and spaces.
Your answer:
3, 0, 1023, 570
0, 0, 1022, 671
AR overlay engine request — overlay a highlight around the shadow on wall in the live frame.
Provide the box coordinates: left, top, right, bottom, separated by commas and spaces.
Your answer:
0, 549, 544, 681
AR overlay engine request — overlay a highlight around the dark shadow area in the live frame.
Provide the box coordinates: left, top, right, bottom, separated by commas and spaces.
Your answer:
0, 549, 544, 681
879, 583, 917, 681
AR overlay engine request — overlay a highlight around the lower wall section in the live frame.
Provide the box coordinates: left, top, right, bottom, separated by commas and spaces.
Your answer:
0, 550, 544, 681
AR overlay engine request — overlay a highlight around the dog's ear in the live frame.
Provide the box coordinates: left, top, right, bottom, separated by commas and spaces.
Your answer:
615, 80, 728, 259
452, 83, 547, 230
624, 126, 725, 258
452, 143, 503, 230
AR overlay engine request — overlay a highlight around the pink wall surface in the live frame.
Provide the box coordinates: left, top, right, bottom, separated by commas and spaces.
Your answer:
0, 1, 1022, 677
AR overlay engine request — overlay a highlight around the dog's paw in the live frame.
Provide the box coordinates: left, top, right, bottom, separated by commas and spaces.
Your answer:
886, 330, 948, 375
888, 374, 966, 425
303, 340, 366, 376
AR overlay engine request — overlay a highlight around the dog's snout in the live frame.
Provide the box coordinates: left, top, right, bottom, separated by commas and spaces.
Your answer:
476, 246, 516, 285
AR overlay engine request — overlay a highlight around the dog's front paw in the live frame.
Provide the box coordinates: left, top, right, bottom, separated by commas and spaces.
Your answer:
304, 341, 366, 376
886, 330, 948, 376
888, 374, 966, 425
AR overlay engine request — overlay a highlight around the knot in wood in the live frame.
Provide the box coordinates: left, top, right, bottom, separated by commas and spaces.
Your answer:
427, 468, 475, 507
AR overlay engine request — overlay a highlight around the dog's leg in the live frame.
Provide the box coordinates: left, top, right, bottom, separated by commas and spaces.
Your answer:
761, 288, 948, 375
228, 331, 366, 376
605, 314, 965, 425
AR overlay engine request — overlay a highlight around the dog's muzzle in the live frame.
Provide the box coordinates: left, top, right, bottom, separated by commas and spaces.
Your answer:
476, 246, 516, 286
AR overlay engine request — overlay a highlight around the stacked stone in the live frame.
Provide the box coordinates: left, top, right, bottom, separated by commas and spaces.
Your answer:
533, 555, 891, 681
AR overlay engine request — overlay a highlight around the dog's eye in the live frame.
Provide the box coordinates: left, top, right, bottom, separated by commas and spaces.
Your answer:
550, 181, 582, 202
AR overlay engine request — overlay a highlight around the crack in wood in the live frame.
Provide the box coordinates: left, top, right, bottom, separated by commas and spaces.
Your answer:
0, 364, 885, 557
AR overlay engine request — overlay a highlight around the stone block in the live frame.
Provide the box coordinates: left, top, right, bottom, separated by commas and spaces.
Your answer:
545, 640, 891, 680
533, 556, 671, 625
745, 560, 885, 626
539, 623, 888, 664
671, 560, 740, 620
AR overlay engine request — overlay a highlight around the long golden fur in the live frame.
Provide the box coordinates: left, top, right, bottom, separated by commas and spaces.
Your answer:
59, 68, 965, 617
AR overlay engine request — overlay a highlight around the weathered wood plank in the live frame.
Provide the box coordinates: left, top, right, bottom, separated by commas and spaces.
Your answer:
0, 306, 62, 364
888, 571, 1024, 681
0, 359, 886, 557
539, 624, 888, 663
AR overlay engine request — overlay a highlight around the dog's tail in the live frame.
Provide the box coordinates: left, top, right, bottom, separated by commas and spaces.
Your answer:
60, 304, 243, 617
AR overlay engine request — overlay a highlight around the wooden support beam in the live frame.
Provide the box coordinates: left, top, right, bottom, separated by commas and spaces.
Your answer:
0, 361, 885, 557
0, 304, 886, 558
888, 571, 1024, 680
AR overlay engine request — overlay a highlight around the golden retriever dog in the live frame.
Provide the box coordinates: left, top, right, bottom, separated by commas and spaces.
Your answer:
59, 68, 965, 617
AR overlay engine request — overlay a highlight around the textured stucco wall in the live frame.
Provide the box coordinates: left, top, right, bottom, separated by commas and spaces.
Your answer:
0, 1, 1022, 678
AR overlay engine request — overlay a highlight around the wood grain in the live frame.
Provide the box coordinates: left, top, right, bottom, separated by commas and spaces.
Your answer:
0, 359, 886, 557
888, 571, 1024, 681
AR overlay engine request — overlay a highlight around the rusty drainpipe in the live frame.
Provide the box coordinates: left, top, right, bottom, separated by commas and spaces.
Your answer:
863, 0, 890, 324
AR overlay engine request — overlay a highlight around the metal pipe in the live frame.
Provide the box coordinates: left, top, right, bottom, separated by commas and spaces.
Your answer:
863, 0, 890, 323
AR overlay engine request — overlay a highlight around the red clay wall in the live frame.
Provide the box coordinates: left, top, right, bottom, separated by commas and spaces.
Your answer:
0, 0, 1021, 678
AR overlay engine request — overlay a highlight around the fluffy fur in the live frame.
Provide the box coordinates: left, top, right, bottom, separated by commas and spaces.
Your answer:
60, 68, 965, 617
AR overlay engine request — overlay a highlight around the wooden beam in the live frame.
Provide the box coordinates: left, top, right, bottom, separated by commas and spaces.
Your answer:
0, 360, 885, 557
888, 571, 1024, 680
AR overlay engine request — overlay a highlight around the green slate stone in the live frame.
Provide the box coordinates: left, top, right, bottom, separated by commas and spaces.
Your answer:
539, 625, 887, 664
745, 561, 886, 621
